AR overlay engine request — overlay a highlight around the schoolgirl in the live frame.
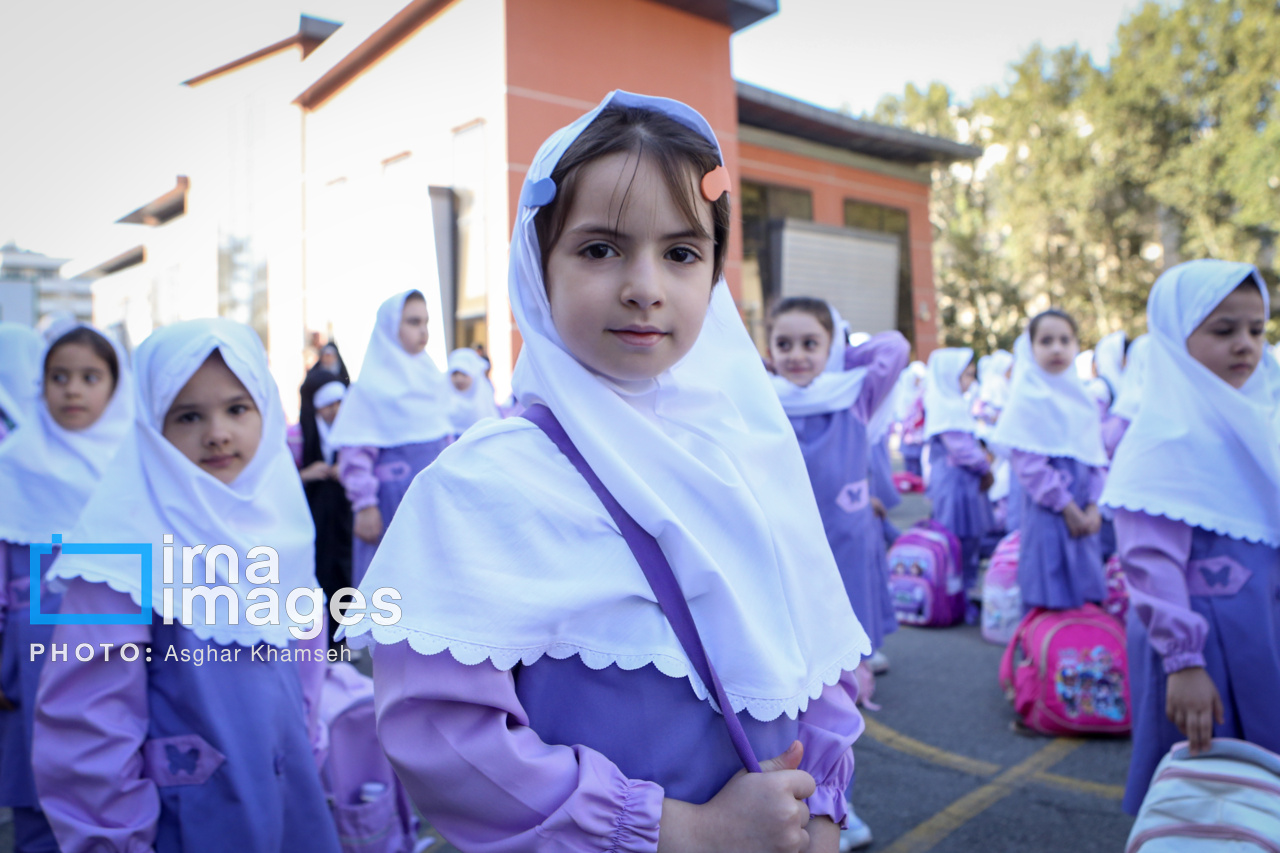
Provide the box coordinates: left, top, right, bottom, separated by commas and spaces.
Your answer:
0, 322, 43, 437
1100, 260, 1280, 813
1101, 334, 1149, 458
329, 290, 453, 585
1091, 330, 1127, 408
446, 347, 500, 435
895, 362, 926, 478
923, 348, 993, 607
344, 92, 867, 853
768, 297, 909, 663
973, 350, 1015, 535
33, 319, 340, 853
992, 310, 1108, 611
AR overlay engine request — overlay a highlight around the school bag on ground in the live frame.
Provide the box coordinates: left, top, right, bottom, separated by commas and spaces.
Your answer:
1126, 739, 1280, 852
888, 519, 964, 627
317, 662, 420, 853
981, 531, 1022, 645
999, 604, 1131, 736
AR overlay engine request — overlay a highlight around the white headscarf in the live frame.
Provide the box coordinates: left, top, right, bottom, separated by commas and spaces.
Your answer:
1094, 331, 1127, 402
923, 348, 977, 439
991, 329, 1108, 466
312, 380, 346, 464
893, 361, 926, 422
49, 319, 318, 647
770, 302, 868, 417
1075, 349, 1095, 381
0, 322, 43, 428
977, 349, 1014, 411
0, 321, 134, 543
1101, 261, 1280, 546
1110, 334, 1150, 422
446, 348, 500, 433
342, 90, 869, 722
327, 290, 452, 448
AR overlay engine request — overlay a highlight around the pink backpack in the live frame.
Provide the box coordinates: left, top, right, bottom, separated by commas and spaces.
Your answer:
1103, 554, 1130, 623
888, 520, 965, 627
981, 531, 1022, 645
999, 604, 1131, 735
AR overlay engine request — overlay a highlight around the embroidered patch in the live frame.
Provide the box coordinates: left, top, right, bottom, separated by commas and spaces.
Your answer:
1186, 556, 1252, 597
836, 480, 870, 513
142, 734, 226, 787
374, 460, 413, 483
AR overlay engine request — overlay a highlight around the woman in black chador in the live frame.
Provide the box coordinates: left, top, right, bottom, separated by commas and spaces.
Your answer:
299, 342, 353, 645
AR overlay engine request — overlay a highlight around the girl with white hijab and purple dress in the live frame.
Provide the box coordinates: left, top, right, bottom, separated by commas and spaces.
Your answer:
343, 91, 869, 853
329, 290, 454, 586
992, 310, 1109, 612
0, 323, 44, 439
446, 347, 501, 436
1101, 260, 1280, 814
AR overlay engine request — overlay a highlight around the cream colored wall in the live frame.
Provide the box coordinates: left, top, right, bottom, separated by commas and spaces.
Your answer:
301, 0, 511, 397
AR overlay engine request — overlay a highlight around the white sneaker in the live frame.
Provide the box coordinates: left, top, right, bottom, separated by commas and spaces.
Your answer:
839, 808, 873, 851
868, 650, 890, 675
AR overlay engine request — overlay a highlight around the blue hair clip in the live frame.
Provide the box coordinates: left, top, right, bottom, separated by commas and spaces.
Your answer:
520, 177, 557, 209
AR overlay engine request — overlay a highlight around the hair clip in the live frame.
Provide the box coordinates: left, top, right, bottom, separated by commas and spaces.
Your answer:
701, 165, 731, 202
520, 177, 557, 209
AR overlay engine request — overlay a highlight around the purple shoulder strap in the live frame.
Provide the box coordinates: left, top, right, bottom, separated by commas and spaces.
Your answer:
523, 404, 762, 774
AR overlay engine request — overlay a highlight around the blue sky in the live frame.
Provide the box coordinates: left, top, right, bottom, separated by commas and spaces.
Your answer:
0, 0, 1142, 268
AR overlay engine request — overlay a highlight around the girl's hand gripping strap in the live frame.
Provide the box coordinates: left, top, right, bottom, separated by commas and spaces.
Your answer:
523, 404, 763, 773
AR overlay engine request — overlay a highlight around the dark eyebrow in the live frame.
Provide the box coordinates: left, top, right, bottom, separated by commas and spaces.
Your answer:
566, 224, 623, 239
660, 229, 710, 242
224, 394, 254, 407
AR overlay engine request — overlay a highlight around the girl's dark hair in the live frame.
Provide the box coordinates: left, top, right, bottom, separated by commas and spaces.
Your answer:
45, 327, 119, 386
403, 290, 426, 305
1028, 308, 1078, 341
767, 297, 835, 338
533, 106, 731, 284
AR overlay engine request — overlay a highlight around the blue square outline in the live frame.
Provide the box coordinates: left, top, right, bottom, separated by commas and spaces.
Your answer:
30, 535, 153, 625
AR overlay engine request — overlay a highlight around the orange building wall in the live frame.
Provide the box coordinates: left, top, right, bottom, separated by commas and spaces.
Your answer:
504, 0, 744, 356
737, 140, 939, 355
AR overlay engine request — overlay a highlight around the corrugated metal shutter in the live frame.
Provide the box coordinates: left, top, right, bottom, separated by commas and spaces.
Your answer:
775, 219, 900, 334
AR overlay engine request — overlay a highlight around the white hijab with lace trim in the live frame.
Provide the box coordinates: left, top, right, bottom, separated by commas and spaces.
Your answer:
923, 348, 976, 439
342, 91, 869, 722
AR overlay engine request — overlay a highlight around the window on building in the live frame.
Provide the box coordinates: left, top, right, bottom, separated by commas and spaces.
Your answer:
741, 181, 813, 350
844, 199, 914, 348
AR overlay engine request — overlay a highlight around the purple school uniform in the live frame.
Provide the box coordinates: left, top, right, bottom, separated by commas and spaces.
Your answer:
346, 439, 450, 585
790, 410, 897, 651
1013, 454, 1106, 610
926, 433, 993, 592
0, 541, 61, 853
33, 580, 341, 853
1118, 514, 1280, 814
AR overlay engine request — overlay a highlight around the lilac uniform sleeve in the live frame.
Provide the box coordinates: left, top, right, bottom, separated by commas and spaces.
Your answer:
337, 446, 380, 512
1101, 414, 1130, 460
940, 432, 991, 476
287, 423, 304, 469
1113, 509, 1207, 673
845, 332, 911, 425
34, 579, 158, 853
0, 540, 9, 636
372, 643, 663, 853
796, 670, 863, 827
1010, 450, 1073, 512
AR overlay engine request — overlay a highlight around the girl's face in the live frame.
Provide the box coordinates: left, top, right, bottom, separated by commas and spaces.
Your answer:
317, 400, 341, 425
44, 342, 116, 431
399, 299, 429, 355
451, 371, 473, 392
768, 311, 832, 388
958, 361, 977, 393
162, 354, 263, 485
1186, 283, 1267, 389
545, 151, 716, 382
320, 348, 339, 372
1032, 316, 1079, 374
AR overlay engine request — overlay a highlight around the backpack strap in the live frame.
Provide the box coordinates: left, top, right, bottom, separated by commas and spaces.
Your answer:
523, 404, 762, 774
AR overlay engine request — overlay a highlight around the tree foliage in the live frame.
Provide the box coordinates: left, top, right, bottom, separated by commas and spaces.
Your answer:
873, 0, 1279, 352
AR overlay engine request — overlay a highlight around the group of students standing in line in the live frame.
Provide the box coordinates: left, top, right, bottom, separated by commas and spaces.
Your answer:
0, 88, 1275, 853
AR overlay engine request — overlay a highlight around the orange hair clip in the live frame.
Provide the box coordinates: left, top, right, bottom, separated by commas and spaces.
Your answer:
701, 165, 732, 202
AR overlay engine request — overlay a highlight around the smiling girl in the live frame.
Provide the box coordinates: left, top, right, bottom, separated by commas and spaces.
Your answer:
0, 321, 133, 852
343, 92, 867, 853
1100, 260, 1280, 813
993, 310, 1109, 612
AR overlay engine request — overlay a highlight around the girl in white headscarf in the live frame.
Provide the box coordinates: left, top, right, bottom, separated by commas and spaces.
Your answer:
33, 319, 341, 853
446, 347, 500, 435
0, 323, 43, 438
923, 348, 994, 612
992, 310, 1108, 612
345, 92, 866, 853
895, 361, 927, 478
328, 290, 454, 585
1100, 260, 1280, 813
1101, 334, 1149, 458
0, 320, 133, 850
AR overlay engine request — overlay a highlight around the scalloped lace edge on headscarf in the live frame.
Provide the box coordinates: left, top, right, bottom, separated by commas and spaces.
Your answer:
1098, 499, 1280, 549
339, 621, 870, 722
